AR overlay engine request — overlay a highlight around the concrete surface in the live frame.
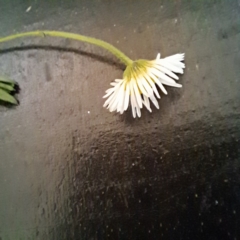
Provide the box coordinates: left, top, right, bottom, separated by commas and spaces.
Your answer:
0, 0, 240, 239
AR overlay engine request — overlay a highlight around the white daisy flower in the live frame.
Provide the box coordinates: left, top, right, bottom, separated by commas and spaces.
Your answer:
103, 53, 185, 118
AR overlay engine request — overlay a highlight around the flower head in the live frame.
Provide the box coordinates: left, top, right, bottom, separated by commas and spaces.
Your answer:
103, 53, 185, 118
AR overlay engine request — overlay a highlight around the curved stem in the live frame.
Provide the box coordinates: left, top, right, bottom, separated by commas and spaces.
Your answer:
0, 30, 133, 66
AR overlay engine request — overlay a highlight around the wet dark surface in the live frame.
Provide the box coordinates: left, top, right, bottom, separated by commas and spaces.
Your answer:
0, 0, 240, 239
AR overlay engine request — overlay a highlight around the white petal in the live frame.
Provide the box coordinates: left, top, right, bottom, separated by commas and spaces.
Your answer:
165, 53, 185, 61
149, 93, 159, 109
103, 92, 115, 107
105, 87, 115, 93
132, 106, 136, 118
149, 63, 182, 88
150, 67, 178, 86
133, 80, 143, 108
131, 101, 136, 118
117, 83, 126, 114
104, 86, 119, 106
148, 70, 168, 95
151, 83, 161, 99
164, 58, 185, 69
116, 84, 125, 112
141, 76, 154, 96
130, 80, 142, 118
109, 83, 125, 112
142, 95, 152, 112
115, 79, 122, 82
124, 84, 130, 111
103, 80, 122, 98
103, 87, 115, 98
130, 81, 137, 118
120, 89, 126, 114
142, 72, 161, 99
109, 97, 119, 112
109, 94, 121, 112
156, 53, 161, 59
159, 59, 184, 74
136, 105, 141, 117
104, 83, 122, 108
160, 80, 182, 88
137, 76, 150, 97
153, 65, 179, 80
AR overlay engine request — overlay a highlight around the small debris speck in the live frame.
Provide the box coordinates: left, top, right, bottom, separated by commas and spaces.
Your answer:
26, 6, 32, 12
87, 111, 90, 114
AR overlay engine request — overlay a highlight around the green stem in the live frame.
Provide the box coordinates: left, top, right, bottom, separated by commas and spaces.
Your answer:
0, 30, 133, 66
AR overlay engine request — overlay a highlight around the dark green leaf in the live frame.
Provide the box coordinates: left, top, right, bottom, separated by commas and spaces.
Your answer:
0, 88, 18, 104
0, 82, 15, 92
0, 76, 16, 85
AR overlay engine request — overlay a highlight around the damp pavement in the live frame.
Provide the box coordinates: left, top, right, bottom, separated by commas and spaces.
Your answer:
0, 0, 240, 239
